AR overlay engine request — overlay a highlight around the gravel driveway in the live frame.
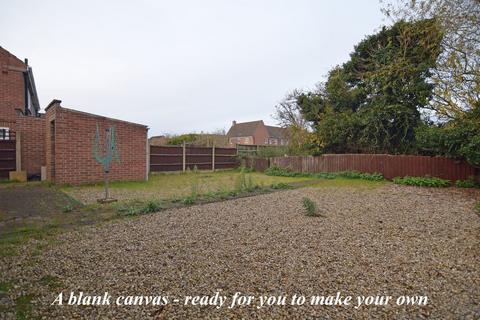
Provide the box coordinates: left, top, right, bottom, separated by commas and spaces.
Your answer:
1, 185, 479, 319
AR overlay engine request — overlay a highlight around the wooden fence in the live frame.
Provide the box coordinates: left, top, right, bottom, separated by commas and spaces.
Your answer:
150, 144, 238, 172
248, 154, 478, 181
0, 134, 16, 179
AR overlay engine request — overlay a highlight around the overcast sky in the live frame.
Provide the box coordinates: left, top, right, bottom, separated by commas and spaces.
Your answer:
1, 0, 385, 136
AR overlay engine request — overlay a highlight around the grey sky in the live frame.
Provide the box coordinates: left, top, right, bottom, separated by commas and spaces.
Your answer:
1, 0, 385, 136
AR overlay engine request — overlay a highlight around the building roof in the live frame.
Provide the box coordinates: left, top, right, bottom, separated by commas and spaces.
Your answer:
0, 46, 41, 115
227, 120, 288, 139
265, 125, 288, 139
227, 120, 263, 137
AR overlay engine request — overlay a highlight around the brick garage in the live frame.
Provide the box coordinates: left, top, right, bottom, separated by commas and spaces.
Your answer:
45, 100, 148, 185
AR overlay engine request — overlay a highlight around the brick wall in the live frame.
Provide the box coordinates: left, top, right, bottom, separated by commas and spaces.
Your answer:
16, 115, 46, 176
0, 47, 25, 125
253, 124, 268, 145
46, 102, 148, 185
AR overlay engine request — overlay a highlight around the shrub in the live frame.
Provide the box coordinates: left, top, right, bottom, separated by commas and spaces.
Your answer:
455, 177, 478, 188
312, 172, 337, 179
302, 197, 318, 217
393, 176, 450, 187
337, 171, 384, 181
265, 166, 384, 182
265, 165, 297, 177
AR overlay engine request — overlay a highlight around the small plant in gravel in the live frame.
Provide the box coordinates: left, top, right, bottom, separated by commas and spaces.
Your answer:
393, 176, 450, 187
142, 200, 163, 213
182, 196, 196, 205
455, 177, 478, 188
62, 205, 73, 213
475, 202, 480, 214
302, 197, 318, 217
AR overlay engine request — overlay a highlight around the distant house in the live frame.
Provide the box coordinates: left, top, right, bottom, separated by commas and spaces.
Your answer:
227, 120, 288, 146
149, 135, 169, 146
0, 46, 41, 138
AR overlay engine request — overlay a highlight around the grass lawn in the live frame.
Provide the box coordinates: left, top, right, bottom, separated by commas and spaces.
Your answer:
62, 170, 319, 204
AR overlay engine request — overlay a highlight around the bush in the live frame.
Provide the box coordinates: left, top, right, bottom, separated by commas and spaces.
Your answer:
265, 166, 384, 181
302, 197, 318, 217
455, 177, 478, 188
264, 165, 300, 177
312, 172, 337, 179
393, 176, 450, 187
337, 171, 384, 181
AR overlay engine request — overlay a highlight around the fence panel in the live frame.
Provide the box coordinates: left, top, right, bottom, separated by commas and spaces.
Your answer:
265, 154, 477, 181
150, 145, 238, 172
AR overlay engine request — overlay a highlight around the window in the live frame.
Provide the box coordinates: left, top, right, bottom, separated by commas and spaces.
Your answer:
0, 127, 11, 140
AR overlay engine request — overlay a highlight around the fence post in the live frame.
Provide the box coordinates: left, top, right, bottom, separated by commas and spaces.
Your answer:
182, 141, 186, 172
212, 143, 215, 171
145, 136, 150, 181
16, 132, 21, 171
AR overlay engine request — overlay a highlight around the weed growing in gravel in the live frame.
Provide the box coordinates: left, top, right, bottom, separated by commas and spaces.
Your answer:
142, 200, 163, 213
393, 176, 450, 187
182, 196, 196, 205
475, 202, 480, 214
62, 205, 73, 213
455, 177, 478, 188
302, 197, 318, 217
116, 199, 164, 216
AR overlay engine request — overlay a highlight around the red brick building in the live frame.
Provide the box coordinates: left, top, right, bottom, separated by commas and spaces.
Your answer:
45, 100, 148, 185
0, 47, 148, 185
227, 120, 288, 146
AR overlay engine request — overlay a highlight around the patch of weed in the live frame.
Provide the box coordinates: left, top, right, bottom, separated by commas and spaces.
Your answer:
15, 294, 34, 320
270, 182, 292, 189
62, 205, 73, 213
393, 176, 450, 187
0, 281, 11, 296
302, 197, 318, 217
39, 275, 63, 289
455, 177, 478, 188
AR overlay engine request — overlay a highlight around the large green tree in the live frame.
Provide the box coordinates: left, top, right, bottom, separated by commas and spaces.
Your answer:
297, 19, 442, 154
382, 0, 480, 120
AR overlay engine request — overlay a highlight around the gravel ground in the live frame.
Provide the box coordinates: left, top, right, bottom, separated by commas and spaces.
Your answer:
1, 184, 479, 319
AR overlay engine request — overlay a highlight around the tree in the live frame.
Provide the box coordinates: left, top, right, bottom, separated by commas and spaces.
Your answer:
298, 19, 443, 154
381, 0, 480, 120
416, 104, 480, 167
274, 90, 322, 155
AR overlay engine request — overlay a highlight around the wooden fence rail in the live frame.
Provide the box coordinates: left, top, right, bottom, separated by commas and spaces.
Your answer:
150, 144, 238, 172
248, 154, 478, 181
